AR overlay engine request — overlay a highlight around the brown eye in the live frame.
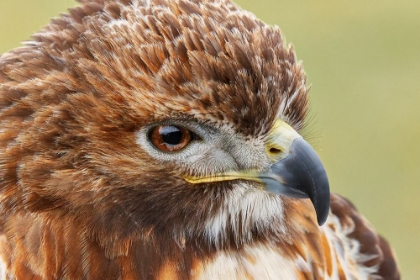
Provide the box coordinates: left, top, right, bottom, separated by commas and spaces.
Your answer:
149, 125, 193, 152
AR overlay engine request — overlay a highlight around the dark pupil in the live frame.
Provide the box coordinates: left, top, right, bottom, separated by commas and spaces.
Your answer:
160, 126, 182, 145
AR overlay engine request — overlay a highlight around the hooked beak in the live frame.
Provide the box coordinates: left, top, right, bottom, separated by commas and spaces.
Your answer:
184, 120, 330, 226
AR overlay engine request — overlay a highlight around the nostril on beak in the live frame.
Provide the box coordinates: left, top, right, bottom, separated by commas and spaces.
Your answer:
269, 147, 282, 155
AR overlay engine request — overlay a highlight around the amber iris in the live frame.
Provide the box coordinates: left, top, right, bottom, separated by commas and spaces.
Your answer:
149, 125, 192, 152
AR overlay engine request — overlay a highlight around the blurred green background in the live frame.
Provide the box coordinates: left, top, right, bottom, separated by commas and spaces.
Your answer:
1, 0, 418, 278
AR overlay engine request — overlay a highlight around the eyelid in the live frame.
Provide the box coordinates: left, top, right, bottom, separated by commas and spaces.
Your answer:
146, 120, 208, 140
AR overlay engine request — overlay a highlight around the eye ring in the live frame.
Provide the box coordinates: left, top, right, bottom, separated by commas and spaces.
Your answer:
148, 125, 193, 152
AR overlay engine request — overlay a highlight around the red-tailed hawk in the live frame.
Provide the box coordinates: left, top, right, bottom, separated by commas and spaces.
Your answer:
0, 0, 400, 279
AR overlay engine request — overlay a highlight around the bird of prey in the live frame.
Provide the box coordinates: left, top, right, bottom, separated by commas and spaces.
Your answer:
0, 0, 400, 279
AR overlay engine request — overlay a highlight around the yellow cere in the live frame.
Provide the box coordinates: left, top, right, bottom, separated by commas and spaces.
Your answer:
265, 119, 301, 163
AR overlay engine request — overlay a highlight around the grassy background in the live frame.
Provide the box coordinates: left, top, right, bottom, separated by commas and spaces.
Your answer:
1, 0, 419, 278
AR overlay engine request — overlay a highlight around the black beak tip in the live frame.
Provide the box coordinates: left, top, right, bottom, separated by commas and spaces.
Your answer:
307, 164, 330, 226
314, 193, 330, 226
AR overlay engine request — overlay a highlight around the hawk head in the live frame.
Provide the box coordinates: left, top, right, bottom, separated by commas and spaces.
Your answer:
0, 0, 328, 255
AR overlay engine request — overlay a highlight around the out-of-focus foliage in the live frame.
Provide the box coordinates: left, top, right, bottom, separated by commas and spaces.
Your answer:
1, 0, 419, 278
